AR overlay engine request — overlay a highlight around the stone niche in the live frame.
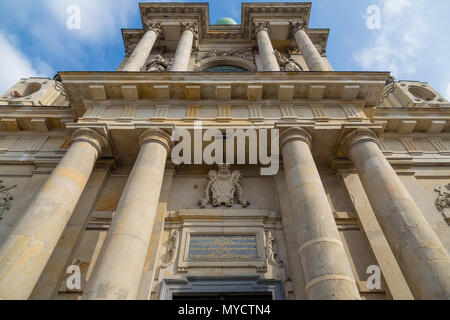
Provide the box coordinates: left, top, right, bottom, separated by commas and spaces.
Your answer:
395, 81, 449, 108
0, 78, 68, 106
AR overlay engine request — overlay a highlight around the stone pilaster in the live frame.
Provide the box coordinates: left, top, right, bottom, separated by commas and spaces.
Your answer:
255, 21, 280, 72
118, 22, 163, 72
290, 20, 330, 71
342, 129, 450, 300
281, 127, 360, 300
83, 129, 173, 300
0, 128, 107, 300
170, 22, 197, 72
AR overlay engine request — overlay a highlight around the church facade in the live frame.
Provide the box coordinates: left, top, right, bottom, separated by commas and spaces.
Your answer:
0, 2, 449, 300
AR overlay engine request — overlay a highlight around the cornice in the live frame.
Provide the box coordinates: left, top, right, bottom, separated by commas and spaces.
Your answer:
59, 71, 388, 117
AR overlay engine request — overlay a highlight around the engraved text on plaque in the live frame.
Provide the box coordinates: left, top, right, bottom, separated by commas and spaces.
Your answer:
188, 235, 258, 260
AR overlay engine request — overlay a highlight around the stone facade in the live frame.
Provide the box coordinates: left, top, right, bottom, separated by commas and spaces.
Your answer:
0, 2, 449, 300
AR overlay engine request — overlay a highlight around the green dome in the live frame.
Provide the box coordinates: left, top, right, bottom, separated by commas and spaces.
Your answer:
215, 17, 238, 25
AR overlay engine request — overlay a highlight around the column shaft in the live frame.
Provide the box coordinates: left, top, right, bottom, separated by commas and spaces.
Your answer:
118, 25, 160, 72
0, 129, 105, 300
255, 22, 280, 71
343, 129, 450, 300
170, 23, 196, 72
281, 128, 360, 300
291, 22, 329, 71
83, 130, 172, 300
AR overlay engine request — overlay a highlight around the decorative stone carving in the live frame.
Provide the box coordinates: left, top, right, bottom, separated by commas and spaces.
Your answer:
0, 181, 17, 220
180, 22, 198, 40
125, 47, 132, 57
434, 183, 450, 221
143, 21, 164, 39
288, 47, 302, 55
146, 55, 173, 72
161, 229, 180, 268
274, 50, 302, 71
195, 50, 255, 63
199, 165, 249, 208
254, 21, 270, 35
264, 229, 283, 267
289, 20, 307, 35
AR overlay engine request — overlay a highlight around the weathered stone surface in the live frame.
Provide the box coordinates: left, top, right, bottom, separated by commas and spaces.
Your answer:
343, 129, 450, 300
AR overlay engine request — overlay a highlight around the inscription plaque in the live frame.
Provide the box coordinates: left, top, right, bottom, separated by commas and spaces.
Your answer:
188, 235, 258, 260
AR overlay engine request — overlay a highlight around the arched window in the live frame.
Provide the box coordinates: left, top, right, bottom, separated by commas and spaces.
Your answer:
203, 65, 249, 72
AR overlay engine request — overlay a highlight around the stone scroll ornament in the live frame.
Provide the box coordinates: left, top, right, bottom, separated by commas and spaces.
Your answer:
199, 165, 249, 208
146, 55, 173, 72
274, 50, 302, 71
434, 183, 450, 220
264, 229, 283, 267
161, 229, 179, 268
0, 181, 17, 220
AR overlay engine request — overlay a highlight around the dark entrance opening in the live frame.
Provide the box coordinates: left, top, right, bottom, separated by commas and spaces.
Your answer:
172, 292, 273, 300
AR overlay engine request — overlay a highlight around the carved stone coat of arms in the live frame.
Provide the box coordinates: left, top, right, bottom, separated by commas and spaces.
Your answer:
199, 165, 249, 208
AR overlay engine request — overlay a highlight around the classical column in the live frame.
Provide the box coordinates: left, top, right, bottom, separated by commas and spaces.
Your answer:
290, 21, 330, 71
0, 128, 107, 300
255, 21, 280, 71
118, 22, 163, 72
170, 22, 197, 72
83, 129, 173, 300
281, 127, 360, 300
342, 129, 450, 299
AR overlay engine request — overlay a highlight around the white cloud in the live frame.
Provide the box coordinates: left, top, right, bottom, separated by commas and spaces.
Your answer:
42, 0, 137, 42
354, 0, 450, 98
0, 31, 53, 95
445, 83, 450, 101
354, 0, 429, 78
0, 0, 138, 91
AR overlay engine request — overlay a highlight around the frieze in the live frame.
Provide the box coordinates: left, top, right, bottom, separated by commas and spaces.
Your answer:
195, 49, 255, 63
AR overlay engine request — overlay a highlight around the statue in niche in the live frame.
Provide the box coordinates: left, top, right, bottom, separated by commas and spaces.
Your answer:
146, 55, 172, 72
274, 50, 303, 71
434, 183, 450, 220
0, 181, 17, 220
199, 165, 249, 208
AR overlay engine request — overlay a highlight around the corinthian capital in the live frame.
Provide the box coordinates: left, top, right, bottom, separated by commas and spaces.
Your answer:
143, 21, 164, 38
254, 21, 270, 35
289, 20, 307, 35
180, 22, 198, 39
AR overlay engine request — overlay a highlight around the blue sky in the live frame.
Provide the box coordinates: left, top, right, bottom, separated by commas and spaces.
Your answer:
1, 0, 449, 99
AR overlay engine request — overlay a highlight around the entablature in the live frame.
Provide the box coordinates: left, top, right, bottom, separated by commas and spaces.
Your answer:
0, 106, 74, 132
121, 2, 329, 56
374, 110, 450, 135
60, 71, 389, 117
